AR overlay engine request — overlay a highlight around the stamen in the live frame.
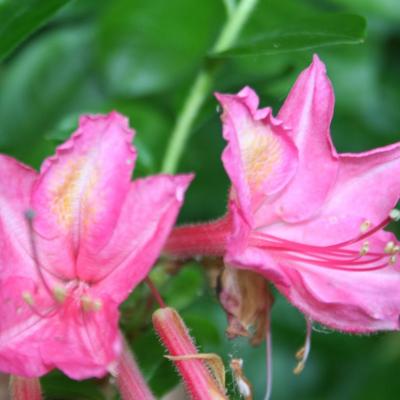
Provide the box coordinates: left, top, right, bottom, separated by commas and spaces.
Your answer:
389, 255, 397, 265
264, 306, 272, 400
22, 291, 34, 306
385, 241, 395, 254
359, 241, 369, 256
360, 220, 371, 233
81, 295, 102, 312
251, 213, 398, 274
53, 286, 66, 303
390, 209, 400, 221
21, 291, 58, 319
24, 210, 54, 298
93, 299, 102, 311
293, 318, 312, 375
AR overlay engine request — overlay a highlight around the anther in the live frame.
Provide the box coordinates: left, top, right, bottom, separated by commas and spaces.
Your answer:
93, 299, 102, 311
22, 291, 34, 306
81, 295, 102, 312
390, 209, 400, 222
360, 241, 369, 256
360, 220, 371, 233
385, 241, 395, 254
53, 286, 66, 303
389, 255, 397, 265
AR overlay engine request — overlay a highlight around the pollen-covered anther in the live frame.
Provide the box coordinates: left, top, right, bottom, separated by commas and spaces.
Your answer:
384, 241, 396, 254
359, 241, 369, 256
22, 291, 34, 306
389, 209, 400, 222
389, 255, 397, 266
81, 295, 102, 312
360, 220, 371, 234
53, 286, 66, 303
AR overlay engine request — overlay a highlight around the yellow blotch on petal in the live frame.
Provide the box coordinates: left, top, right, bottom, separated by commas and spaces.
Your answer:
51, 157, 99, 230
240, 126, 281, 189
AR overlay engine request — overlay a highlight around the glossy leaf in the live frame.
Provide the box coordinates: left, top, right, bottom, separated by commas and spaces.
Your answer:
0, 0, 72, 61
210, 14, 366, 58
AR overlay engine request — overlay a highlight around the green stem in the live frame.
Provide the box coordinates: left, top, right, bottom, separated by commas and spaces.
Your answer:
161, 0, 259, 174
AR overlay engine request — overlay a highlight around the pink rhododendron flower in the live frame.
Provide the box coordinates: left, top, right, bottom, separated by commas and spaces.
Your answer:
216, 55, 400, 333
0, 112, 192, 379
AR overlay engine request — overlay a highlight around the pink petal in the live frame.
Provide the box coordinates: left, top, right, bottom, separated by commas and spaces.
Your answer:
276, 55, 338, 223
216, 88, 298, 225
324, 142, 400, 224
261, 142, 400, 247
225, 206, 289, 289
31, 112, 136, 279
0, 155, 37, 280
40, 294, 121, 379
0, 277, 52, 377
87, 174, 193, 302
229, 232, 400, 332
275, 234, 400, 333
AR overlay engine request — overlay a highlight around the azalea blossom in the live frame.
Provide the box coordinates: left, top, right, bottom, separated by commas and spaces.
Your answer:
167, 55, 400, 334
217, 55, 400, 333
0, 112, 192, 379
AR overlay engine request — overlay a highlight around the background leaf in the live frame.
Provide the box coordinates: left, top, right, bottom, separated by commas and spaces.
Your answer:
0, 0, 72, 61
211, 14, 366, 57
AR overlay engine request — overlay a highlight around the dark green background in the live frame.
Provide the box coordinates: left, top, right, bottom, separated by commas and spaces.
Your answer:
1, 0, 400, 399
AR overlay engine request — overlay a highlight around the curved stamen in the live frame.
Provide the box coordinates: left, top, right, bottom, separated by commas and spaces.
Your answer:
293, 317, 312, 375
24, 210, 55, 298
250, 214, 398, 273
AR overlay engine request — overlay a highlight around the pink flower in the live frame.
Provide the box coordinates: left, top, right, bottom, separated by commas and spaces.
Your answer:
216, 55, 400, 333
0, 112, 192, 379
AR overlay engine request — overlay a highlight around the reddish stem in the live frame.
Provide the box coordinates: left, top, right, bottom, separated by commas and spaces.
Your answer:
153, 307, 227, 400
9, 376, 42, 400
116, 337, 155, 400
164, 216, 231, 258
145, 277, 166, 308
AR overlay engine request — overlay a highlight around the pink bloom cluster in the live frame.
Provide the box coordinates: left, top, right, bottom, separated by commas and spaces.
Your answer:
0, 112, 192, 379
218, 55, 400, 332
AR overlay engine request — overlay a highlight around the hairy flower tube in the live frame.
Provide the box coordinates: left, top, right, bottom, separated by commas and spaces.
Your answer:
153, 307, 227, 400
165, 55, 400, 396
0, 112, 192, 379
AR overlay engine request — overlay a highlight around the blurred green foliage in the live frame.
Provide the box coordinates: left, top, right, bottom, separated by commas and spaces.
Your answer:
1, 0, 400, 399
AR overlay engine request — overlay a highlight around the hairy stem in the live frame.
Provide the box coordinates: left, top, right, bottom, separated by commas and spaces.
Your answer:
153, 307, 227, 400
163, 217, 231, 258
116, 336, 155, 400
9, 376, 42, 400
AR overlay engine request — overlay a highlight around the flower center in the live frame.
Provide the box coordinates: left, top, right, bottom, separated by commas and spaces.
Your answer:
249, 209, 400, 272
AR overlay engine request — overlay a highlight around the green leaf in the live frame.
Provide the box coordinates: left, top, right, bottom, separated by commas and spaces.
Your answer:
0, 0, 72, 61
0, 27, 94, 167
210, 14, 367, 58
41, 371, 106, 400
97, 0, 224, 96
